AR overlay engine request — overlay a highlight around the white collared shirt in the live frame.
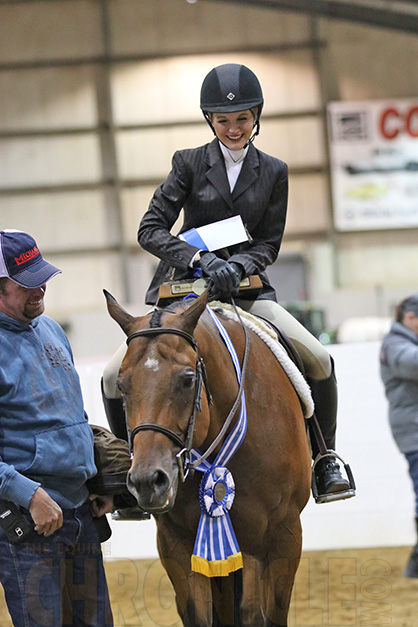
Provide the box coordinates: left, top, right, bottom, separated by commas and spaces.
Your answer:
219, 141, 249, 192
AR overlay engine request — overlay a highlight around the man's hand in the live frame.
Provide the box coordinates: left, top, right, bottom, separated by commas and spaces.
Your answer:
29, 487, 63, 537
89, 494, 114, 518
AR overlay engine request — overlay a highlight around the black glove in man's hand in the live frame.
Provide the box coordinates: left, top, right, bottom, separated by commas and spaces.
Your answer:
199, 252, 242, 300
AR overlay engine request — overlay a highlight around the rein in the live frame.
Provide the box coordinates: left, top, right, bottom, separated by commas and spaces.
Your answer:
126, 298, 250, 480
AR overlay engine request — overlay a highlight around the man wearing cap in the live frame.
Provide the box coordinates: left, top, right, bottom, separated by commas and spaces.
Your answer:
0, 230, 113, 625
380, 294, 418, 579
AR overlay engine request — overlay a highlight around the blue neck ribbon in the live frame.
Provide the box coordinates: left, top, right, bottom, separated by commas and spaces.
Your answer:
190, 305, 247, 577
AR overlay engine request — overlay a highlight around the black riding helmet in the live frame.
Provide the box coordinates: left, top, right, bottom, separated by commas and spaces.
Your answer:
200, 63, 264, 139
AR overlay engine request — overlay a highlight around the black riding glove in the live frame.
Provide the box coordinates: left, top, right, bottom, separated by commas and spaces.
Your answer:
199, 252, 243, 301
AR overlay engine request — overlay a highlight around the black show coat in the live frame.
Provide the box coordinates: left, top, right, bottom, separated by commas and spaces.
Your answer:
138, 139, 288, 305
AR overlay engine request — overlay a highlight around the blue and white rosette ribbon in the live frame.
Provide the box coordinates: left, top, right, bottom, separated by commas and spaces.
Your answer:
190, 305, 246, 577
200, 466, 235, 518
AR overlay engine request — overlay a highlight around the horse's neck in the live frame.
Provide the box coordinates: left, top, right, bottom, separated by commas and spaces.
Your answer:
197, 314, 244, 428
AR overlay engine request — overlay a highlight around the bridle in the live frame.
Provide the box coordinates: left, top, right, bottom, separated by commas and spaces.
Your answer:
125, 303, 250, 481
126, 327, 213, 481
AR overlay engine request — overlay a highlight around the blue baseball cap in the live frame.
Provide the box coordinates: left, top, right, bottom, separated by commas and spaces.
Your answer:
0, 230, 61, 288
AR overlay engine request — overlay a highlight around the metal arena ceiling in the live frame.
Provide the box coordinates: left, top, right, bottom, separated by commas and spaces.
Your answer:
201, 0, 418, 35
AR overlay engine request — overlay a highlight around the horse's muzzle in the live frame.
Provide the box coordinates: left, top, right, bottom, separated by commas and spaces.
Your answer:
127, 464, 178, 513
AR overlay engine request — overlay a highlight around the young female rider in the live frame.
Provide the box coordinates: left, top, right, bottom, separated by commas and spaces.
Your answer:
102, 63, 354, 503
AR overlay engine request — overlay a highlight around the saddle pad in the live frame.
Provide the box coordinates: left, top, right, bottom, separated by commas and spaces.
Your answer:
208, 302, 314, 418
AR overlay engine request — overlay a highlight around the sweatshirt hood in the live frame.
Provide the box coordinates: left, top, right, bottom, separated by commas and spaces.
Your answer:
0, 311, 41, 333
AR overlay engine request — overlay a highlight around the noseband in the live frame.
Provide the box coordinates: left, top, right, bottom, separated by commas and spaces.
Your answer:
126, 327, 212, 481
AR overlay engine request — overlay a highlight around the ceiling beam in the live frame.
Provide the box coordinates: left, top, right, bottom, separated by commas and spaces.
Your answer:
201, 0, 418, 34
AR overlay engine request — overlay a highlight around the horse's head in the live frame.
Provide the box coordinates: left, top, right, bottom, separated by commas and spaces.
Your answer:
104, 290, 211, 514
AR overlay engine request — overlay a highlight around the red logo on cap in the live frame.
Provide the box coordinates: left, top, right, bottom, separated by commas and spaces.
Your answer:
14, 246, 40, 266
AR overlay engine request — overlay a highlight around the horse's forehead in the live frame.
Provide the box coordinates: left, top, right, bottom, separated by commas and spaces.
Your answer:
143, 354, 161, 372
122, 334, 195, 375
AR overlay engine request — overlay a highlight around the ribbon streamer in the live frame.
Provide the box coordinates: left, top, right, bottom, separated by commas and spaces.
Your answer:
190, 305, 246, 577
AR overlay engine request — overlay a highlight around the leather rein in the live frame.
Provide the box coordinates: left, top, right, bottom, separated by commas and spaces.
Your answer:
125, 305, 250, 481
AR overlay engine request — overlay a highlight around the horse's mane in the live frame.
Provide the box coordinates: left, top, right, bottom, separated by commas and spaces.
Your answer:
150, 308, 163, 328
151, 299, 197, 328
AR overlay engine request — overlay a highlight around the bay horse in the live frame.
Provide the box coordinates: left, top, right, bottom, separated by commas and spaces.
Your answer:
104, 289, 311, 627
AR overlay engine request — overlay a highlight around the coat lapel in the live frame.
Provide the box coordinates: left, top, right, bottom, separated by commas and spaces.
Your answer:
205, 140, 260, 209
205, 140, 233, 210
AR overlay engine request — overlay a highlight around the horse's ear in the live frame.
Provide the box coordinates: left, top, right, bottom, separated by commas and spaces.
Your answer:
103, 289, 136, 336
179, 291, 208, 334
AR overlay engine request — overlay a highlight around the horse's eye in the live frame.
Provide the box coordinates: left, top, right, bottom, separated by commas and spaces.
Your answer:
181, 370, 195, 390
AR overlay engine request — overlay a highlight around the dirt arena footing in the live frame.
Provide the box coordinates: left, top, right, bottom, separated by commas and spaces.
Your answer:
0, 546, 417, 626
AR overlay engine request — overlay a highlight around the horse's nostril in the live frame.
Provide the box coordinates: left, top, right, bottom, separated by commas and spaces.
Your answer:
127, 467, 170, 499
152, 469, 170, 493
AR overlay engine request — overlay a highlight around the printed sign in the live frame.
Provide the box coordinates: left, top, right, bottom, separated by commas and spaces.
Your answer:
328, 99, 418, 231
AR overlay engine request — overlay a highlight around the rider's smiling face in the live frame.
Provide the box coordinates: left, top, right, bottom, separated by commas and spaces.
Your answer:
211, 110, 255, 151
0, 279, 46, 323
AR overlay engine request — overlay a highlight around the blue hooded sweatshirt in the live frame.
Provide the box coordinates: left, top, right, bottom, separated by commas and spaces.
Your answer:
0, 312, 97, 509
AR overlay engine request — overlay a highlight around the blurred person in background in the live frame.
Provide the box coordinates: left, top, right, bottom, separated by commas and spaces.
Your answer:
380, 294, 418, 578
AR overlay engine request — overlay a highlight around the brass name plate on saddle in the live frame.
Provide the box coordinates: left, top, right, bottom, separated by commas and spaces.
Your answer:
158, 275, 262, 303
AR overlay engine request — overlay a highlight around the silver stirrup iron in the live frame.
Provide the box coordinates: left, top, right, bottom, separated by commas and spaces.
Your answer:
311, 450, 356, 504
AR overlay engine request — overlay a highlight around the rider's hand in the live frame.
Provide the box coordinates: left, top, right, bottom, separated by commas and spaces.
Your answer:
199, 253, 243, 300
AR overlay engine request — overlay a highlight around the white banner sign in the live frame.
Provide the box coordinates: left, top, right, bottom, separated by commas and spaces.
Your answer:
328, 99, 418, 231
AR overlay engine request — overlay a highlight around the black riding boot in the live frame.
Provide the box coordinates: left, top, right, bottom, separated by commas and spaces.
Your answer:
101, 378, 128, 442
308, 360, 356, 504
404, 517, 418, 578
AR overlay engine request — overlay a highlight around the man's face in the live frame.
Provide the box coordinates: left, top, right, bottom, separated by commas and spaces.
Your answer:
0, 279, 47, 323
